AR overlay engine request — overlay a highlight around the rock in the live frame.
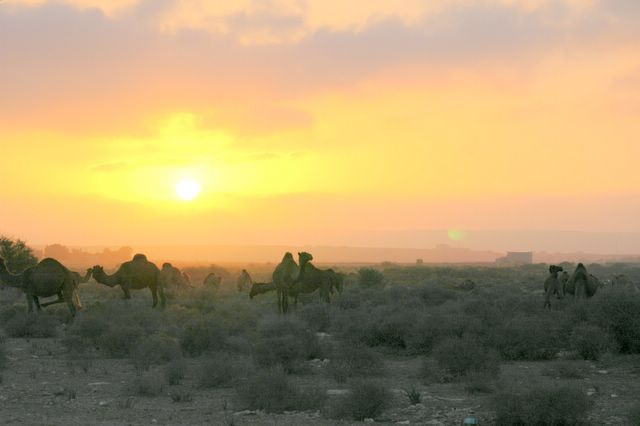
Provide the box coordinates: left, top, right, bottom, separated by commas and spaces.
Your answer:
425, 420, 444, 426
233, 410, 258, 416
611, 394, 618, 398
364, 419, 374, 423
98, 400, 109, 407
597, 370, 608, 375
327, 389, 350, 396
88, 382, 110, 386
316, 332, 331, 339
586, 388, 597, 396
396, 421, 411, 425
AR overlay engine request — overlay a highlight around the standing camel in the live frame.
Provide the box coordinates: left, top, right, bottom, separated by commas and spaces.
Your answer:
236, 269, 252, 292
91, 254, 165, 308
272, 252, 299, 314
564, 263, 601, 299
0, 257, 81, 316
290, 252, 339, 306
543, 265, 564, 310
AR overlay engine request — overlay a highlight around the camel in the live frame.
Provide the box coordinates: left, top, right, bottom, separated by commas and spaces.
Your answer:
272, 252, 299, 314
203, 272, 222, 289
564, 263, 601, 299
91, 253, 165, 308
543, 265, 564, 310
40, 267, 91, 310
289, 252, 337, 306
0, 257, 81, 316
236, 269, 252, 292
159, 263, 191, 290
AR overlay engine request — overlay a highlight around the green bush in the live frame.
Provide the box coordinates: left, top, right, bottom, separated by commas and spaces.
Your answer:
494, 384, 590, 425
97, 326, 143, 358
432, 337, 500, 380
130, 372, 165, 397
570, 324, 616, 360
590, 289, 640, 353
298, 303, 331, 332
358, 268, 385, 288
491, 316, 563, 361
327, 380, 390, 421
628, 402, 640, 426
164, 359, 187, 385
253, 318, 320, 373
129, 334, 181, 371
406, 312, 466, 354
234, 368, 325, 413
326, 342, 385, 383
3, 312, 57, 338
198, 353, 251, 388
179, 316, 228, 356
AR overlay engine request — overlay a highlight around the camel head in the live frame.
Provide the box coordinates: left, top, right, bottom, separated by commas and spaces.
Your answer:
298, 252, 313, 264
90, 265, 104, 277
282, 252, 294, 262
162, 262, 172, 270
549, 265, 563, 275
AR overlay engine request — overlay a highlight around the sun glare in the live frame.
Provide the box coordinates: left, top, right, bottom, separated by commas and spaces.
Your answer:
176, 178, 202, 201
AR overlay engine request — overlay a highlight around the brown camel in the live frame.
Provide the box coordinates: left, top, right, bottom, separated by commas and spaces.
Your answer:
272, 252, 299, 314
159, 262, 191, 290
290, 252, 337, 306
236, 269, 252, 292
0, 257, 81, 316
249, 282, 277, 299
203, 272, 222, 290
91, 254, 165, 308
40, 267, 91, 310
564, 263, 601, 299
543, 265, 564, 310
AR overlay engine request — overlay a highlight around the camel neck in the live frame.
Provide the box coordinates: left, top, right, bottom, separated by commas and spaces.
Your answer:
0, 264, 23, 288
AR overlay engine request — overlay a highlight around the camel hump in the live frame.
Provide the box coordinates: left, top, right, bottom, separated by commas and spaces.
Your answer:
133, 253, 148, 262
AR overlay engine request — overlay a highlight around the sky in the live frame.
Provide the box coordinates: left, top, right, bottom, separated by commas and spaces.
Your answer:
1, 0, 639, 251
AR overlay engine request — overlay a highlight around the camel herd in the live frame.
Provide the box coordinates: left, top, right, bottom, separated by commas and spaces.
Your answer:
0, 251, 345, 317
542, 262, 638, 309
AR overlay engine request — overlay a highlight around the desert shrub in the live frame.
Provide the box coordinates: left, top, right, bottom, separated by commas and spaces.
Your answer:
67, 312, 109, 339
130, 333, 181, 371
234, 368, 325, 413
405, 312, 467, 354
417, 286, 458, 307
494, 384, 590, 425
164, 359, 187, 385
432, 337, 500, 380
97, 326, 143, 358
170, 389, 193, 403
326, 342, 385, 383
570, 324, 616, 360
179, 316, 228, 356
130, 372, 165, 397
628, 402, 640, 426
198, 353, 252, 388
0, 236, 38, 272
491, 316, 563, 361
405, 387, 421, 404
463, 372, 496, 394
0, 304, 25, 323
358, 268, 385, 288
589, 289, 640, 353
298, 303, 331, 332
3, 312, 57, 338
327, 380, 390, 421
253, 318, 320, 373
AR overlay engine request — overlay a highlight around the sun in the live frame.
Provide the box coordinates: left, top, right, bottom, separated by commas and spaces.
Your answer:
176, 178, 202, 201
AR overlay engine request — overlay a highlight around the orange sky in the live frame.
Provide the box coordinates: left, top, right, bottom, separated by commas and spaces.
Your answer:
1, 0, 639, 249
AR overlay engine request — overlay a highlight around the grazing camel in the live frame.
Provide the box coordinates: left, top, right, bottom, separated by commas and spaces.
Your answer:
272, 252, 299, 314
91, 254, 165, 308
564, 263, 601, 299
0, 257, 81, 316
203, 273, 222, 290
290, 252, 337, 306
159, 263, 191, 290
543, 265, 564, 310
236, 269, 252, 292
40, 267, 91, 310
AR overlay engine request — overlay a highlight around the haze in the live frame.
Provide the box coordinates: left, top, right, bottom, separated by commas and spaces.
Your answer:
1, 0, 639, 255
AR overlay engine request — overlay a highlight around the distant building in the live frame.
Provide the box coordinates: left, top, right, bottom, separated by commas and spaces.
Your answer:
496, 251, 533, 265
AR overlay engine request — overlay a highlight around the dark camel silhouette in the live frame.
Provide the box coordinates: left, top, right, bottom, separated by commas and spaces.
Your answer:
0, 257, 81, 316
91, 254, 165, 308
543, 265, 564, 310
236, 269, 252, 292
290, 252, 342, 306
272, 252, 298, 314
564, 263, 601, 299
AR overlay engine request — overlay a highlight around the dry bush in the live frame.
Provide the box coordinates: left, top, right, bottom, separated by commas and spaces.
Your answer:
234, 367, 325, 413
326, 380, 390, 421
432, 336, 500, 380
326, 342, 385, 383
3, 312, 57, 338
494, 384, 590, 426
129, 333, 181, 371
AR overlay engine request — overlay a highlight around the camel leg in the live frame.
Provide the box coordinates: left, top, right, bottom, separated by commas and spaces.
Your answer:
73, 290, 83, 309
276, 288, 283, 315
121, 285, 132, 299
282, 288, 289, 314
150, 286, 158, 308
27, 294, 35, 313
158, 284, 166, 308
41, 291, 65, 308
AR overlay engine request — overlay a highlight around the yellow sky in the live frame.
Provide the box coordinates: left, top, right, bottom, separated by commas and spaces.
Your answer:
1, 0, 639, 248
